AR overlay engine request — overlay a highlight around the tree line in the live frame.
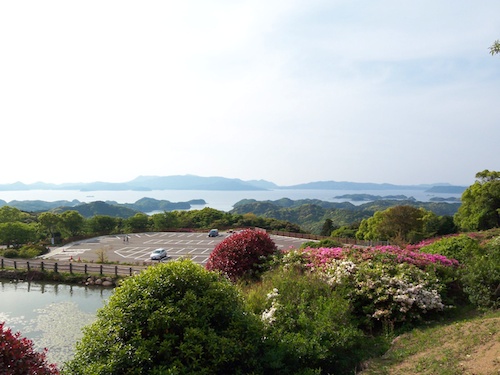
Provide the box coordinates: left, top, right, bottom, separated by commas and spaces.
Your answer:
0, 206, 302, 251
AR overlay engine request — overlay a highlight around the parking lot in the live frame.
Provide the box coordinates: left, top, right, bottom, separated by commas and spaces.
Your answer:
45, 231, 313, 266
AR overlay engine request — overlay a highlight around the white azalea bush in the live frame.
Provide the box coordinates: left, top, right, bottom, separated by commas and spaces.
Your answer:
348, 262, 445, 327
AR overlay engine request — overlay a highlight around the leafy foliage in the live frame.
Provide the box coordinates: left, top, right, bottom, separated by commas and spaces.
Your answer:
356, 205, 442, 244
0, 322, 60, 375
64, 260, 263, 375
490, 39, 500, 55
421, 233, 500, 308
205, 229, 277, 281
245, 268, 369, 375
454, 170, 500, 231
0, 222, 37, 248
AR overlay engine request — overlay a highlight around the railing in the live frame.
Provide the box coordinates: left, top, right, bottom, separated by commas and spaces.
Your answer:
267, 230, 390, 247
0, 258, 146, 277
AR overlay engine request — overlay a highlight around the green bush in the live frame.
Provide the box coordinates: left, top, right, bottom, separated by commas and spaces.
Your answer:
299, 238, 342, 249
18, 245, 47, 258
421, 234, 482, 263
422, 234, 500, 308
244, 267, 373, 375
64, 260, 264, 375
2, 249, 19, 258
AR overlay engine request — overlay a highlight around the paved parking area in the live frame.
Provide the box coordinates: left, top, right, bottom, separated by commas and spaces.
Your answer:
45, 231, 313, 266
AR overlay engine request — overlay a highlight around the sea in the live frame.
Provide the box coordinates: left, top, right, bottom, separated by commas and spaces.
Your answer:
0, 189, 463, 212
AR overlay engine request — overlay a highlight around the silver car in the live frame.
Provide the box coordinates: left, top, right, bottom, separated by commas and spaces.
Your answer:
150, 248, 168, 260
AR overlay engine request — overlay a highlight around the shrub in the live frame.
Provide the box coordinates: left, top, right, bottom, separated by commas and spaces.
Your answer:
422, 234, 500, 308
300, 238, 342, 249
18, 244, 48, 258
420, 234, 482, 263
244, 267, 377, 375
64, 259, 264, 375
2, 249, 18, 258
279, 246, 456, 329
0, 322, 59, 375
205, 229, 277, 281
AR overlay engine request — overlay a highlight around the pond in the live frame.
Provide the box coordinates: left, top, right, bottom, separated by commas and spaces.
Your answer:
0, 280, 114, 368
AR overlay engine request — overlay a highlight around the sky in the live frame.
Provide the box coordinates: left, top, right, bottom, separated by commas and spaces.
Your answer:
1, 1, 499, 187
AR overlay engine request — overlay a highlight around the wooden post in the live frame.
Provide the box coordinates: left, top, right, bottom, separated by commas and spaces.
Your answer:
1, 259, 3, 269
100, 265, 103, 275
41, 261, 44, 271
27, 261, 30, 271
69, 263, 73, 274
84, 264, 88, 274
54, 263, 58, 273
115, 266, 118, 276
129, 267, 132, 276
14, 261, 17, 270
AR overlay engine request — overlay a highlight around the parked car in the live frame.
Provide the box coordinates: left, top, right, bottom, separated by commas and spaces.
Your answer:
150, 248, 168, 260
208, 229, 219, 237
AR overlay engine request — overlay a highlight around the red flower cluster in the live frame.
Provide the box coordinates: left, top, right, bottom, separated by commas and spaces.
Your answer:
0, 322, 59, 375
206, 229, 277, 281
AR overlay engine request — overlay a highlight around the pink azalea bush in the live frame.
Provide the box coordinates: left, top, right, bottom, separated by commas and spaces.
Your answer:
292, 244, 459, 271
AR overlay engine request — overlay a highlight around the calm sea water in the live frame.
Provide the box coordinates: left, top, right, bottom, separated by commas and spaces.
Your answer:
0, 281, 113, 367
0, 189, 462, 212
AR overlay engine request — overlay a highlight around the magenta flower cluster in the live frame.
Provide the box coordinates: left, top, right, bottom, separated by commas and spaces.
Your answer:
293, 244, 459, 270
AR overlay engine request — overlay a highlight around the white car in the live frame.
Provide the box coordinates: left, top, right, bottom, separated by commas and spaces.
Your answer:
150, 248, 168, 260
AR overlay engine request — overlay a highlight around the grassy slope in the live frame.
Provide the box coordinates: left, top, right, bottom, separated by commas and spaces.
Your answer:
358, 309, 500, 375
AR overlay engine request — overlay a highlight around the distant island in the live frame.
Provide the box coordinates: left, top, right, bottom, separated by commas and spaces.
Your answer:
0, 175, 468, 193
0, 198, 207, 216
333, 194, 415, 202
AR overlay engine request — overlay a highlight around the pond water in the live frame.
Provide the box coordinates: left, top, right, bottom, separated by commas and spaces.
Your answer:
0, 281, 114, 367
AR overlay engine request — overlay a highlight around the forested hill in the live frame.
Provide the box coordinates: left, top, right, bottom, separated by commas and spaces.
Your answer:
230, 198, 461, 233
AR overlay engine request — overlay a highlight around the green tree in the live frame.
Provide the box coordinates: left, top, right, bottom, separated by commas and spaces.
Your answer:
124, 213, 150, 233
150, 211, 179, 231
64, 260, 264, 375
490, 39, 500, 55
454, 170, 500, 231
357, 205, 437, 243
38, 212, 61, 245
86, 215, 119, 236
0, 222, 37, 248
60, 210, 85, 237
0, 206, 30, 223
320, 218, 335, 236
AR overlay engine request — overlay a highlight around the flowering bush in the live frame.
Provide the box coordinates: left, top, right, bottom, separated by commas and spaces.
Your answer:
349, 262, 445, 325
0, 322, 59, 375
206, 229, 277, 281
278, 245, 458, 327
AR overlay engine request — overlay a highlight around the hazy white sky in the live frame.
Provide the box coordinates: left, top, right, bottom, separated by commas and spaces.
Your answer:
1, 0, 499, 187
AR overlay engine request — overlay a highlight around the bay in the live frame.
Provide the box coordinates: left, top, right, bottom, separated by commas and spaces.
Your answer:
0, 189, 462, 212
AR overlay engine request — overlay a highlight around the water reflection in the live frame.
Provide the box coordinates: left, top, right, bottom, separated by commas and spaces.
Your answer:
0, 280, 114, 367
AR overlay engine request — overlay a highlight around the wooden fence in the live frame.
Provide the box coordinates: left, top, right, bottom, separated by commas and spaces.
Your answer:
0, 258, 145, 277
267, 230, 390, 247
